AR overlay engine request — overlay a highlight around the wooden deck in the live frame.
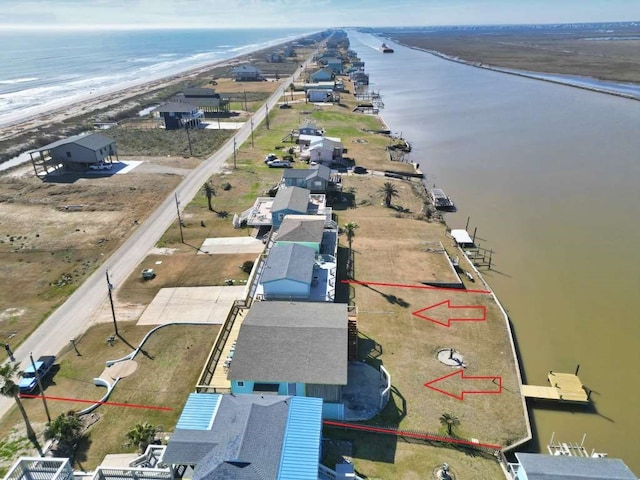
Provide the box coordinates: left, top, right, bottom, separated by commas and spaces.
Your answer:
522, 371, 590, 404
209, 309, 247, 391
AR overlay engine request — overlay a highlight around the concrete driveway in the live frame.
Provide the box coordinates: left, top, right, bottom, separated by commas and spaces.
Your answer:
198, 236, 265, 255
136, 286, 246, 325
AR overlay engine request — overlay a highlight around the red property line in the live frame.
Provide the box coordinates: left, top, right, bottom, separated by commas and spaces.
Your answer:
342, 280, 491, 295
20, 394, 172, 411
323, 420, 501, 450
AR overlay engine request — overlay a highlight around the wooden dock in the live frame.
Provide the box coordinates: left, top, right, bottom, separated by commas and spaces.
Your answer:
522, 371, 590, 404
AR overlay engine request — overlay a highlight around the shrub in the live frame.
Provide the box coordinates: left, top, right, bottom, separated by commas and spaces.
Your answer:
240, 260, 254, 273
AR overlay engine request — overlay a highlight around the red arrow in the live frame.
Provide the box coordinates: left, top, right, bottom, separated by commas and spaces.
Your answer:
424, 370, 502, 400
412, 300, 486, 327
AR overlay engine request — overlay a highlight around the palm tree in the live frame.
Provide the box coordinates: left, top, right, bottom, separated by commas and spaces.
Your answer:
343, 222, 359, 252
203, 182, 216, 211
45, 411, 83, 456
379, 181, 400, 208
439, 413, 461, 437
343, 222, 359, 279
126, 422, 156, 453
0, 363, 40, 451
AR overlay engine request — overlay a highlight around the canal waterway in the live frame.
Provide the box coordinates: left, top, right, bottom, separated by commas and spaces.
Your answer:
348, 31, 640, 472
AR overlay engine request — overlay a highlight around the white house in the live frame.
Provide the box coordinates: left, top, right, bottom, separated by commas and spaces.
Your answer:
306, 136, 344, 164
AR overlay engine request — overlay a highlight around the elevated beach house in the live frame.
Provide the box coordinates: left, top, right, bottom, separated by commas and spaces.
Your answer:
29, 132, 118, 174
318, 56, 343, 74
256, 214, 338, 302
302, 137, 344, 165
174, 87, 230, 115
259, 243, 316, 300
227, 301, 348, 419
241, 186, 331, 229
164, 393, 322, 480
299, 120, 322, 137
231, 64, 264, 81
153, 102, 203, 130
281, 165, 333, 193
271, 186, 313, 227
310, 66, 335, 83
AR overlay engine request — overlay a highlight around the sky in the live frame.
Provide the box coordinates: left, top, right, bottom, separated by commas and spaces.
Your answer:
0, 0, 639, 30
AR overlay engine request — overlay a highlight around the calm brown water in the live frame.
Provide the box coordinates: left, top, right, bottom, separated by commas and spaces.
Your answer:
349, 31, 640, 472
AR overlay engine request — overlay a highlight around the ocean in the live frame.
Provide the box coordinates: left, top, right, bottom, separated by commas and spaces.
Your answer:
0, 28, 314, 126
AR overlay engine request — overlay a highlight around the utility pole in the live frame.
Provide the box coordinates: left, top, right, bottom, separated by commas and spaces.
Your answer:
175, 193, 184, 243
29, 352, 51, 423
243, 91, 248, 111
233, 137, 237, 169
250, 118, 254, 148
265, 105, 270, 130
106, 270, 118, 336
184, 122, 193, 156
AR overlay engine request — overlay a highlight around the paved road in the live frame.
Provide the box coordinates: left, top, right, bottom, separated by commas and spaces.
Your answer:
0, 52, 317, 418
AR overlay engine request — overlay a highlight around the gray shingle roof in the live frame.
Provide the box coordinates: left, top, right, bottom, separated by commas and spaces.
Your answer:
228, 301, 348, 385
182, 87, 218, 97
282, 165, 331, 182
271, 186, 310, 214
154, 102, 199, 113
38, 133, 115, 152
260, 243, 315, 284
232, 65, 262, 74
276, 216, 325, 244
514, 453, 638, 480
164, 394, 289, 479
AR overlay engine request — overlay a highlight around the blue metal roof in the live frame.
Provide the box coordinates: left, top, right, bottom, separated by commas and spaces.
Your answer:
277, 396, 323, 480
176, 393, 221, 431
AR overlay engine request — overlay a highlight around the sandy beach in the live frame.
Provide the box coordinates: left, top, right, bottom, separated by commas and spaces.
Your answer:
0, 33, 313, 164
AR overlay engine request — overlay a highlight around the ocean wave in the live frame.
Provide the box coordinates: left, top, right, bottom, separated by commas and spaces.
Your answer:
0, 29, 316, 126
0, 77, 39, 85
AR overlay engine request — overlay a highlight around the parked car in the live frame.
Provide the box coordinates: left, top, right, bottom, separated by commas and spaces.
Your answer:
19, 355, 56, 393
267, 160, 292, 168
141, 268, 156, 280
353, 166, 368, 174
264, 153, 278, 163
89, 162, 112, 170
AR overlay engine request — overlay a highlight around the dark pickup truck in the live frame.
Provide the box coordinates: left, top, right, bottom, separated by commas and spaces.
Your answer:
18, 355, 56, 393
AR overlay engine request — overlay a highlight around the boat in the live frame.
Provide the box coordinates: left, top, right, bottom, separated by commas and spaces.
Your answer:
430, 188, 456, 211
380, 43, 394, 53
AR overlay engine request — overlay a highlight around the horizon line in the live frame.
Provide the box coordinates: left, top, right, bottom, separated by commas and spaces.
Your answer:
0, 19, 638, 32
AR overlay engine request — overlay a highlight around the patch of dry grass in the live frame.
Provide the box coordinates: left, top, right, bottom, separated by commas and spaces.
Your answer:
0, 322, 218, 470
